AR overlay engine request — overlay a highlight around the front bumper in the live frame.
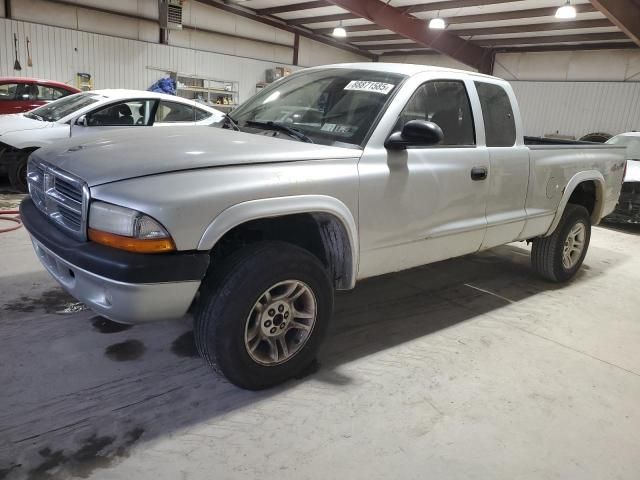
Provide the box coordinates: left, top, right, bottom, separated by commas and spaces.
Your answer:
605, 182, 640, 224
21, 198, 210, 323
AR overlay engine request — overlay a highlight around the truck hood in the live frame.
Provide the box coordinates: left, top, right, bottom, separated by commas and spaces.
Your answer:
0, 113, 53, 136
625, 160, 640, 183
32, 126, 362, 186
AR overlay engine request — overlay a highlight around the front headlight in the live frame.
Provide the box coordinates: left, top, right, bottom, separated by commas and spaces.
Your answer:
88, 201, 175, 253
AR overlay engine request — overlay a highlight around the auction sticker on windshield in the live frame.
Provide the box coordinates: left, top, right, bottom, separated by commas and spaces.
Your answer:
344, 81, 395, 94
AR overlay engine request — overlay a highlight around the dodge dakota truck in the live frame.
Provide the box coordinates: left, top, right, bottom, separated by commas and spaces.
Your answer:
20, 63, 626, 389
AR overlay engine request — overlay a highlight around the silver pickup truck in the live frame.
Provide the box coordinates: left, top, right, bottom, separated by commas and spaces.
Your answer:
21, 63, 626, 389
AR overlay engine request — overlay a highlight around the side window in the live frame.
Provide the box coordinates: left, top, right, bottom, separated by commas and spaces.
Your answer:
194, 108, 212, 121
155, 101, 196, 123
14, 83, 34, 101
395, 81, 475, 146
475, 82, 516, 147
36, 84, 68, 101
0, 83, 18, 100
54, 87, 74, 99
86, 99, 155, 126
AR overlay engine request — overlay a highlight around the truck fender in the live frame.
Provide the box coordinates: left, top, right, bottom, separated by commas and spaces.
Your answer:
545, 170, 605, 236
197, 195, 359, 289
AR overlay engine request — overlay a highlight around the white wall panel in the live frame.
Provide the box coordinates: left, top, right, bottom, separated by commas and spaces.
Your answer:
0, 18, 299, 102
511, 81, 640, 139
297, 36, 369, 67
495, 49, 640, 82
383, 53, 477, 72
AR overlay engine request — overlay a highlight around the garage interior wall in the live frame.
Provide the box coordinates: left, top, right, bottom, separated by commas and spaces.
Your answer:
386, 50, 640, 138
0, 0, 368, 102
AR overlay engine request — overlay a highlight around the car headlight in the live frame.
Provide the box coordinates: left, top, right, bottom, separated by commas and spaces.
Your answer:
88, 201, 175, 253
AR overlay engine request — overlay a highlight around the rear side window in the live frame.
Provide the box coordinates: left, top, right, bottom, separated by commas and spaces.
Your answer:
0, 83, 18, 100
475, 82, 516, 147
155, 101, 196, 123
194, 108, 212, 121
36, 84, 70, 101
395, 80, 475, 146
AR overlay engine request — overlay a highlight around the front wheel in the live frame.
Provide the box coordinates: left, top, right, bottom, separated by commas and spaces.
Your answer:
531, 204, 591, 282
8, 153, 29, 192
194, 241, 334, 390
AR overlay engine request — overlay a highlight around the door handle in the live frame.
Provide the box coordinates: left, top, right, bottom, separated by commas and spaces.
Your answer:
471, 166, 488, 181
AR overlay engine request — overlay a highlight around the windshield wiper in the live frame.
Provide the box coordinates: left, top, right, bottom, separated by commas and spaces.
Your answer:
223, 114, 241, 131
245, 120, 314, 143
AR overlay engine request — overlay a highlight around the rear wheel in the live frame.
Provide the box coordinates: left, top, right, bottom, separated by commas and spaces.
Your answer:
531, 204, 591, 282
194, 241, 333, 390
8, 152, 29, 192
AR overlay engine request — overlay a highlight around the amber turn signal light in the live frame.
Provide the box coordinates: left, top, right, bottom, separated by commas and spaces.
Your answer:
88, 228, 176, 253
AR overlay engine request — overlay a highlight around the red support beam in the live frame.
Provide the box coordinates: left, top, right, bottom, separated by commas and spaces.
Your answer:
590, 0, 640, 47
324, 0, 494, 73
257, 1, 330, 16
194, 0, 376, 60
293, 33, 300, 65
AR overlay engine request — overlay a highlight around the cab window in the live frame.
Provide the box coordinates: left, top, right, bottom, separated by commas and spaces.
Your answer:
475, 82, 516, 147
395, 80, 475, 146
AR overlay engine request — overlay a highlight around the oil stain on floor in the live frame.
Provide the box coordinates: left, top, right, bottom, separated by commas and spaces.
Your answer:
23, 427, 144, 480
171, 331, 198, 358
91, 316, 133, 334
104, 340, 146, 362
2, 288, 85, 315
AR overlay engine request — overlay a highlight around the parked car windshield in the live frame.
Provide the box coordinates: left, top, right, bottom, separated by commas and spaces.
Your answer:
228, 68, 406, 147
24, 93, 101, 122
606, 135, 640, 160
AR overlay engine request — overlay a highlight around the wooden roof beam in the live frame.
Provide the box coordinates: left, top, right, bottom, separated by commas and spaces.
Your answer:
324, 0, 495, 73
590, 0, 640, 46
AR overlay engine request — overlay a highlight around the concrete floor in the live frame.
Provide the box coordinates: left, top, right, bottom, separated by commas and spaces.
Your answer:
1, 190, 640, 480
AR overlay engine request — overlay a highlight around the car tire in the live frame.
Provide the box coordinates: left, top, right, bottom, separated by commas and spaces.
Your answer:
8, 153, 29, 193
531, 204, 591, 282
194, 241, 334, 390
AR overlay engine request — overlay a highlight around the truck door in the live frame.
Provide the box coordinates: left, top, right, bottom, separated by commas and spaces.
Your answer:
357, 79, 490, 279
473, 81, 530, 249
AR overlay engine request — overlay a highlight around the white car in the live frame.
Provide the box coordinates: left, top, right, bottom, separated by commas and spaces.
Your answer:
0, 89, 225, 190
604, 132, 640, 223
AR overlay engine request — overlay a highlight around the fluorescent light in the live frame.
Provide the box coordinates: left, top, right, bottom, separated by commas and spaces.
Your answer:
555, 2, 577, 19
332, 26, 347, 37
332, 21, 347, 38
429, 17, 446, 30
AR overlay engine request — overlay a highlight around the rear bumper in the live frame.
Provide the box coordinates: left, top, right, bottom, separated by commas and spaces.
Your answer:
21, 198, 210, 323
605, 183, 640, 224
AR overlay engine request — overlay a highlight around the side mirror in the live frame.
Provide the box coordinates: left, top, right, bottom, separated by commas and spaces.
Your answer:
385, 120, 444, 150
76, 115, 88, 127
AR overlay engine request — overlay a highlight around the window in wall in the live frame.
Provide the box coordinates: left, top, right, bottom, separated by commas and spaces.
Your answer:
395, 80, 475, 146
475, 82, 516, 147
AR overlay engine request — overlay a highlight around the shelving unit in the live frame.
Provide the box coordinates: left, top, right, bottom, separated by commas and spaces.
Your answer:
146, 67, 239, 110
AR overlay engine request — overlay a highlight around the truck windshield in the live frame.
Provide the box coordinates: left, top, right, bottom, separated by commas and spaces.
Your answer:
24, 93, 100, 122
228, 68, 406, 147
607, 135, 640, 160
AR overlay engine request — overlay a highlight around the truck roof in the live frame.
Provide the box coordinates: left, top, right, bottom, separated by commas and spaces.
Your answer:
311, 62, 501, 81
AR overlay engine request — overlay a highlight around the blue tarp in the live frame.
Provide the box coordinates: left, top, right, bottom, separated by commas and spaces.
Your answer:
148, 77, 176, 95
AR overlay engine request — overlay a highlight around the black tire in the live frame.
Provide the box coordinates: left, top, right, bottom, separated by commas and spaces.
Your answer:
8, 153, 29, 192
531, 204, 591, 282
194, 241, 334, 390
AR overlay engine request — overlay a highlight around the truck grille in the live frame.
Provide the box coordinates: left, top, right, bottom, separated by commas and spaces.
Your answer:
27, 158, 89, 240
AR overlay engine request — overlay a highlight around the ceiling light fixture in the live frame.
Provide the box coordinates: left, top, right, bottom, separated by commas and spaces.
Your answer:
555, 1, 577, 19
428, 17, 446, 30
332, 21, 347, 38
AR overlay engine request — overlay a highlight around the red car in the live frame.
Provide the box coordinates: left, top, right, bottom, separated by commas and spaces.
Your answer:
0, 77, 80, 115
